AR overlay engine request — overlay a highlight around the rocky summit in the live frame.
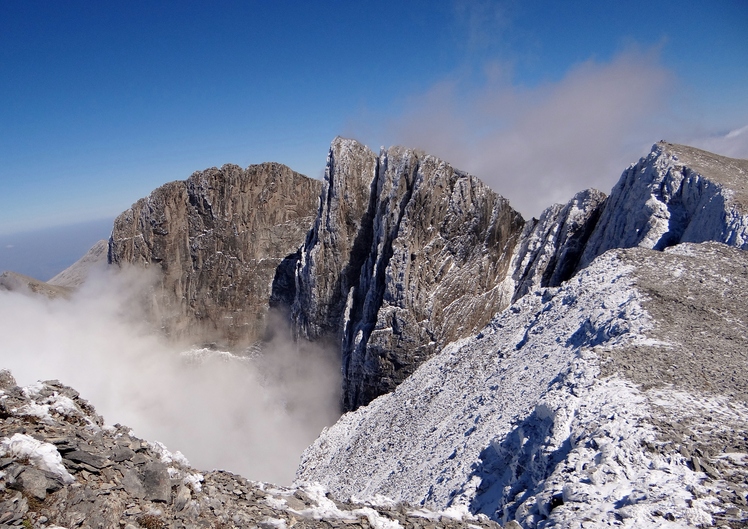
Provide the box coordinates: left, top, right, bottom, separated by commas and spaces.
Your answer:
289, 138, 525, 410
108, 162, 322, 347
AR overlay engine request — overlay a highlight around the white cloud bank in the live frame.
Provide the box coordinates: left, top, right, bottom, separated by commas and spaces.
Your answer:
0, 268, 340, 486
365, 49, 747, 219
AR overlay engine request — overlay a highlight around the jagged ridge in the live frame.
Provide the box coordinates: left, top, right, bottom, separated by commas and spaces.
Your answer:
288, 138, 525, 410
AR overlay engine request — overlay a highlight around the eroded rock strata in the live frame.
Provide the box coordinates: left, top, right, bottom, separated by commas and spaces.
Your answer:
108, 163, 322, 347
290, 138, 525, 410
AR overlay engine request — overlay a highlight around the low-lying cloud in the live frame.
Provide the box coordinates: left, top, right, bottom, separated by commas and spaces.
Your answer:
0, 267, 341, 485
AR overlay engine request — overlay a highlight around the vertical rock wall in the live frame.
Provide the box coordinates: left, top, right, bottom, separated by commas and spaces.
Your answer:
292, 138, 525, 410
109, 162, 322, 347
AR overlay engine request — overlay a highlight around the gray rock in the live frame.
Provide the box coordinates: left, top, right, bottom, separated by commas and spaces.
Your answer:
10, 467, 50, 500
109, 161, 322, 347
0, 370, 16, 390
121, 467, 146, 499
64, 449, 110, 469
112, 446, 136, 462
141, 461, 171, 502
174, 484, 191, 511
580, 141, 748, 267
292, 138, 524, 410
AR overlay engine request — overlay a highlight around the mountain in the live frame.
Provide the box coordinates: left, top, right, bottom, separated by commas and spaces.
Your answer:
295, 143, 748, 528
47, 239, 109, 288
0, 271, 71, 299
2, 138, 746, 528
108, 162, 322, 347
289, 138, 525, 410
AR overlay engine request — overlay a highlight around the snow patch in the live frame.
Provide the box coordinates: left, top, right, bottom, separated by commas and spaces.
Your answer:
0, 433, 75, 483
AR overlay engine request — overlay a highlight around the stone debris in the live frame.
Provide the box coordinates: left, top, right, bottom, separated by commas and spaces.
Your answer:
0, 370, 501, 529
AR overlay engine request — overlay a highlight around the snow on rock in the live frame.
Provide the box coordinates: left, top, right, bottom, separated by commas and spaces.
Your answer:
292, 137, 524, 411
296, 242, 748, 528
510, 188, 606, 301
580, 141, 748, 267
0, 433, 74, 484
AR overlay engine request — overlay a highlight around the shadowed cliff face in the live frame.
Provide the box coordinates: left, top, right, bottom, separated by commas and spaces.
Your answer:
291, 138, 525, 410
108, 162, 322, 347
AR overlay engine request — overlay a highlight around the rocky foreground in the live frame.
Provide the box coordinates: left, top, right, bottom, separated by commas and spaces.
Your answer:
0, 371, 500, 529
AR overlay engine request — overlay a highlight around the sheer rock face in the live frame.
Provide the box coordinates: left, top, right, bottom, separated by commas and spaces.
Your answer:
290, 138, 379, 341
292, 138, 525, 410
580, 141, 748, 267
109, 162, 321, 346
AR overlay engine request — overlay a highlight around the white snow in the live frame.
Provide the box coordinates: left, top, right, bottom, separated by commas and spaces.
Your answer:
0, 433, 75, 483
148, 440, 191, 467
296, 247, 734, 527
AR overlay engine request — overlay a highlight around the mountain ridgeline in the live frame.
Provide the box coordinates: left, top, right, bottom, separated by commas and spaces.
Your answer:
102, 138, 748, 412
5, 137, 748, 528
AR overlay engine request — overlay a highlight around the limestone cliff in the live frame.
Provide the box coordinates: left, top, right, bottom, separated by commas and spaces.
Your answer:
510, 189, 606, 301
109, 162, 322, 346
290, 138, 524, 410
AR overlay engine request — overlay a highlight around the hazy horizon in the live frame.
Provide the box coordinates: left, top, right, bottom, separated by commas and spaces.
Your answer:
0, 217, 113, 281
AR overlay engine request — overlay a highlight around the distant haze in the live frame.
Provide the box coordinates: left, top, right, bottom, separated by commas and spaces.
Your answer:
0, 218, 113, 281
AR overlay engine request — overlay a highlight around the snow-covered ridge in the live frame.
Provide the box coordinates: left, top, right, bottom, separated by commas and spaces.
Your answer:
296, 242, 748, 528
579, 141, 748, 267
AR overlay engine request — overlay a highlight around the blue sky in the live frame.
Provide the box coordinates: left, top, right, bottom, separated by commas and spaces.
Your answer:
2, 0, 747, 238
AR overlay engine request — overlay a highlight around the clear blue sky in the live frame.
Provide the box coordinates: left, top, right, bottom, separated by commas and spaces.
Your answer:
2, 0, 747, 236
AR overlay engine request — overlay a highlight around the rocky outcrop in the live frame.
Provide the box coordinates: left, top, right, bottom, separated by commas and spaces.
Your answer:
290, 138, 524, 410
108, 163, 322, 347
510, 189, 606, 301
296, 242, 748, 528
47, 240, 109, 288
0, 370, 500, 529
580, 141, 748, 266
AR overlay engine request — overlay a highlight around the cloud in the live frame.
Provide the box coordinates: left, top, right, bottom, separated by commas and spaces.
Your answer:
0, 267, 340, 485
382, 48, 675, 219
688, 125, 748, 160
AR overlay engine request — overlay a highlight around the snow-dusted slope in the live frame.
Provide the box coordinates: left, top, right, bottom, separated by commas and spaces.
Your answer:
296, 242, 748, 528
580, 141, 748, 267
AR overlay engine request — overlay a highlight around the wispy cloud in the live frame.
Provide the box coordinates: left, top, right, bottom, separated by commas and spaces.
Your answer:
688, 125, 748, 160
382, 48, 675, 219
